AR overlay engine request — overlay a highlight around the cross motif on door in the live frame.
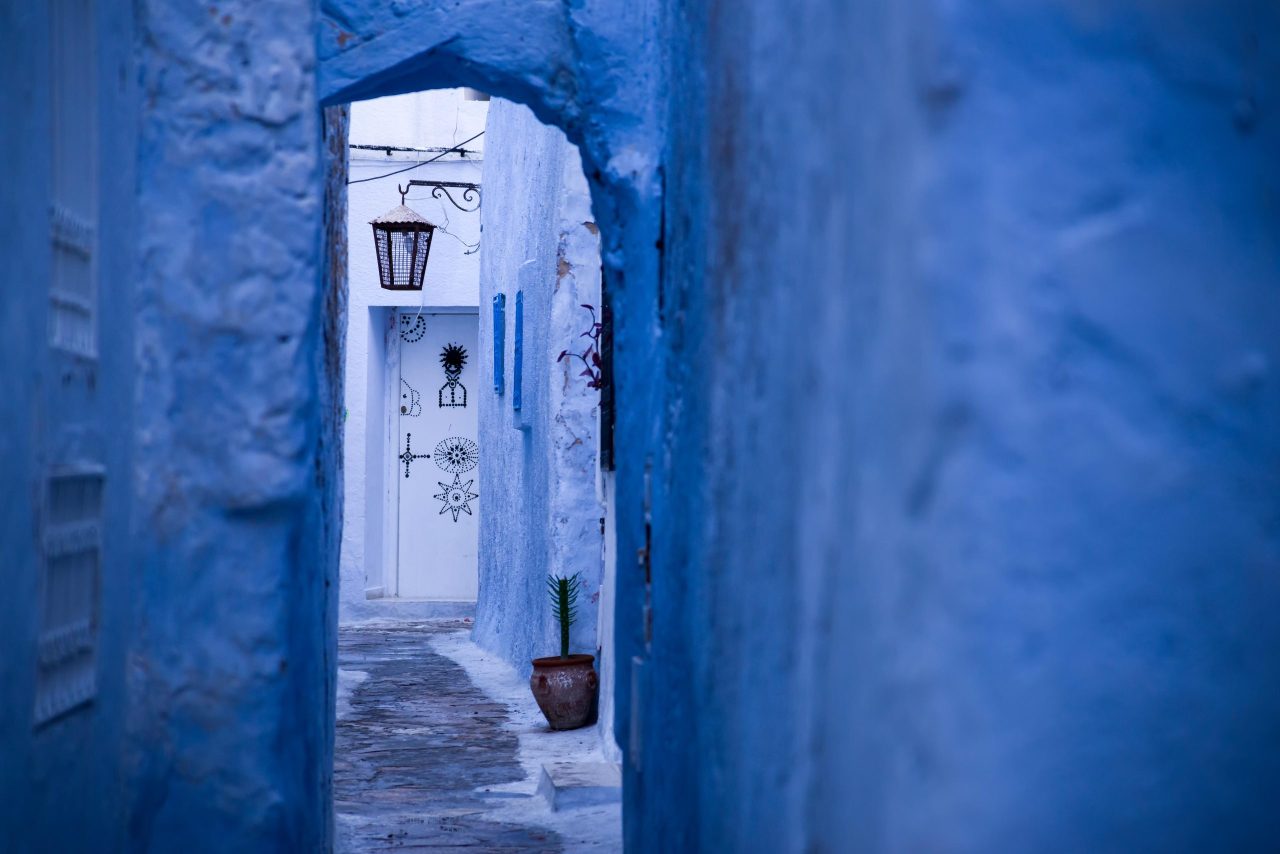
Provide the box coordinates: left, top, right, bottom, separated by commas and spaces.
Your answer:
399, 433, 431, 478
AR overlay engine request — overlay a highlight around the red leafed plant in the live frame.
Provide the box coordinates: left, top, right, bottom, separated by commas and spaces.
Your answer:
557, 304, 604, 390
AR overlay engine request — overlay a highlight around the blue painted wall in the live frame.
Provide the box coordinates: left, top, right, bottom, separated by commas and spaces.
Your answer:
123, 2, 339, 848
4, 1, 1275, 851
0, 3, 137, 849
3, 1, 340, 849
473, 99, 605, 676
7, 0, 650, 847
639, 2, 1280, 851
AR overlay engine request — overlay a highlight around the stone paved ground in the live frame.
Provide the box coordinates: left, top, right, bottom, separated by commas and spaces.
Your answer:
335, 621, 621, 853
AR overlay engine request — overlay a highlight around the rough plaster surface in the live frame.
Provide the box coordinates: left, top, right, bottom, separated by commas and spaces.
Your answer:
6, 1, 661, 848
126, 2, 337, 849
5, 1, 1277, 851
472, 98, 605, 676
644, 3, 1280, 852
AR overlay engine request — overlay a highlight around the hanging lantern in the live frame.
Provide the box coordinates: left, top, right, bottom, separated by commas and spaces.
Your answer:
371, 185, 437, 291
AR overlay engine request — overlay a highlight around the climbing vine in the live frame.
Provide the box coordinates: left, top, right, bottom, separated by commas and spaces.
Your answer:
557, 304, 604, 390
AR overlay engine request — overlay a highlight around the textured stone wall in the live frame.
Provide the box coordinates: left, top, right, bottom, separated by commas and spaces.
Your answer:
6, 1, 1273, 850
126, 1, 335, 848
639, 2, 1280, 851
7, 0, 656, 847
472, 99, 604, 675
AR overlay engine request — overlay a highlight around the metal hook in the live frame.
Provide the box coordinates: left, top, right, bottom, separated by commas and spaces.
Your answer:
397, 183, 409, 205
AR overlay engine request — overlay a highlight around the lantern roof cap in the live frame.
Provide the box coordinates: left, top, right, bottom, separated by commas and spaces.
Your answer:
371, 204, 437, 227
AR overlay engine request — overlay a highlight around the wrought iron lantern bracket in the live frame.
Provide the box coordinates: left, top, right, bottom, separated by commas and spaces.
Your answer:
371, 181, 481, 292
402, 180, 482, 213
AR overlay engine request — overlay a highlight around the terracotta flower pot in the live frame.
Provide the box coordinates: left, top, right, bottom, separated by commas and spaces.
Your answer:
530, 654, 597, 731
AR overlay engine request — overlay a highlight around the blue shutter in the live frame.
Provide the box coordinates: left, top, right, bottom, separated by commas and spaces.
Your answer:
512, 291, 523, 411
492, 293, 505, 395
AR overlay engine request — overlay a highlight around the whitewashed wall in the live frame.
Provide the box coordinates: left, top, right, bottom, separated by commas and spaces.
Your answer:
472, 99, 611, 749
340, 90, 487, 620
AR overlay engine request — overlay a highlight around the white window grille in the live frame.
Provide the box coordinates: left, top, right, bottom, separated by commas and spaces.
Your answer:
49, 0, 98, 359
37, 0, 103, 728
35, 466, 104, 726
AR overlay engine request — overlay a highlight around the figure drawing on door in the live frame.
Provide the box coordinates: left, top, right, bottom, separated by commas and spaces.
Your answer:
395, 311, 479, 600
439, 342, 468, 407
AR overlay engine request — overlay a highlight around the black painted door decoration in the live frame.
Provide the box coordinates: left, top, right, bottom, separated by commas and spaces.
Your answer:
400, 314, 427, 343
434, 436, 479, 474
399, 432, 431, 478
400, 378, 422, 416
438, 342, 468, 407
395, 310, 478, 598
434, 473, 478, 522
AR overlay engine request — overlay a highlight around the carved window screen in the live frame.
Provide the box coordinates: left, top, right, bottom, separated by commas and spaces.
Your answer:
35, 467, 104, 726
49, 0, 98, 359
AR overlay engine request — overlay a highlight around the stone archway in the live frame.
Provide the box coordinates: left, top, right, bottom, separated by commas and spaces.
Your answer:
121, 3, 667, 848
318, 1, 667, 846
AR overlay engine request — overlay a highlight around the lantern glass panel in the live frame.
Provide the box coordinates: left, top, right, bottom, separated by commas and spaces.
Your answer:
374, 227, 393, 289
411, 230, 431, 286
392, 230, 418, 287
373, 224, 435, 290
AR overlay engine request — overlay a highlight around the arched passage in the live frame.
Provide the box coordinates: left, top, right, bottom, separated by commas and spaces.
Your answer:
104, 1, 663, 847
318, 2, 667, 847
8, 2, 1280, 852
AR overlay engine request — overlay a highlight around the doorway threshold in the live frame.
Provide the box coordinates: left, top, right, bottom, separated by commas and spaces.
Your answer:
343, 597, 476, 624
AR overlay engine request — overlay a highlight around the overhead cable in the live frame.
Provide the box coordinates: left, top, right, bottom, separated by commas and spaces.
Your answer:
347, 130, 485, 186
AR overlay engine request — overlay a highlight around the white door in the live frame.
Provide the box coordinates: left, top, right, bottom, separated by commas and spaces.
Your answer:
394, 311, 479, 600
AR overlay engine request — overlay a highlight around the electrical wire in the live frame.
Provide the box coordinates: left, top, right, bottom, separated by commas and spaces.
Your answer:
346, 130, 484, 186
352, 127, 486, 320
403, 195, 480, 254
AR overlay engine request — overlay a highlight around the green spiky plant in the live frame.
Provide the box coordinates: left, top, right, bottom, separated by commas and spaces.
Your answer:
546, 573, 581, 658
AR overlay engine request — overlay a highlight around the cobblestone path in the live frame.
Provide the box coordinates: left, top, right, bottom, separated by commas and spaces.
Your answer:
335, 622, 563, 852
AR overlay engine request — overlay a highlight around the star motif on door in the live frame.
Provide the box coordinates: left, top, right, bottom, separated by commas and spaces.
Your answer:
433, 473, 478, 522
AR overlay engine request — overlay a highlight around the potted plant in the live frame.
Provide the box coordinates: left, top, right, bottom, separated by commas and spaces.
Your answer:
530, 573, 598, 730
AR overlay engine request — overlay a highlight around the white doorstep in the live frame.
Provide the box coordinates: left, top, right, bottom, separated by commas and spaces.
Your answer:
537, 761, 623, 812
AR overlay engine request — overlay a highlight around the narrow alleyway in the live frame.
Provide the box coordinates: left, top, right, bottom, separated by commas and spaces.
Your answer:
335, 622, 621, 852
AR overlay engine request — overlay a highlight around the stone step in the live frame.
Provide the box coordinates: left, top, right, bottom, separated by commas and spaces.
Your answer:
537, 761, 623, 811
